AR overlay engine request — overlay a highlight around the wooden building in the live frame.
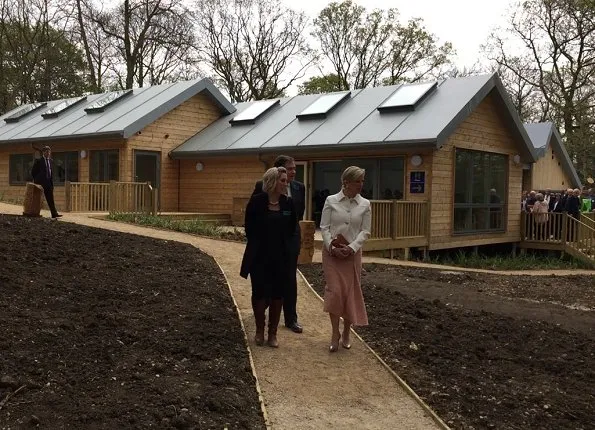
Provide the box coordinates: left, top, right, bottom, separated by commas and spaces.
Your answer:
0, 79, 234, 212
523, 122, 582, 192
171, 73, 539, 252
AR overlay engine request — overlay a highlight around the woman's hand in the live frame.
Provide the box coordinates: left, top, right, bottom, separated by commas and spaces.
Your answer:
332, 245, 353, 259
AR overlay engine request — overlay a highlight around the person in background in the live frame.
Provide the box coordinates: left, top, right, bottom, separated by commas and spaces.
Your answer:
580, 189, 592, 213
253, 155, 305, 334
525, 190, 537, 213
531, 193, 549, 239
31, 145, 62, 219
320, 166, 371, 353
241, 167, 297, 348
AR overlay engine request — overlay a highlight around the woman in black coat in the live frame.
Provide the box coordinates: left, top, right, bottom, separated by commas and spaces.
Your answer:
240, 167, 297, 348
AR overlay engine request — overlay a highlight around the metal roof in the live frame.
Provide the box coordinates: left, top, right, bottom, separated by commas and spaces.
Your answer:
172, 73, 537, 163
0, 78, 235, 145
524, 122, 582, 188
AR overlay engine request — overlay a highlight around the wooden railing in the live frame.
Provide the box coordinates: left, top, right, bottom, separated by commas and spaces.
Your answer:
521, 212, 595, 265
65, 181, 158, 215
370, 200, 428, 239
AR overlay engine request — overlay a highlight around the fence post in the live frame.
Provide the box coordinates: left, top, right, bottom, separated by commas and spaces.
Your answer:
109, 180, 117, 213
561, 213, 568, 244
65, 181, 71, 212
391, 200, 398, 239
520, 211, 526, 241
152, 187, 158, 216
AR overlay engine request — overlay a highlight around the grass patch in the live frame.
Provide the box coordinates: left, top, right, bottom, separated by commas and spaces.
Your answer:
427, 249, 590, 270
107, 212, 246, 242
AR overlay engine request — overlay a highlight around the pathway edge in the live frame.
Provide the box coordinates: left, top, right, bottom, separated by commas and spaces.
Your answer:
297, 269, 451, 430
212, 257, 272, 430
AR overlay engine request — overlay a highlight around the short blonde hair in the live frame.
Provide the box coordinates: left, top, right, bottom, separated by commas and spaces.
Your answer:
341, 166, 365, 186
262, 166, 287, 193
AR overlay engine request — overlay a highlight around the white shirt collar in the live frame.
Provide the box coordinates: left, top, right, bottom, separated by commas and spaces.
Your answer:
337, 190, 361, 204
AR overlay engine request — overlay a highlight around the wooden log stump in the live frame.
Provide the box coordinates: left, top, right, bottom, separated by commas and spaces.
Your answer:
22, 182, 44, 217
298, 220, 316, 264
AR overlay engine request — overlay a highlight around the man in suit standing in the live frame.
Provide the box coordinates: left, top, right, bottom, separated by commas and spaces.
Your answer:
31, 145, 62, 219
253, 155, 305, 333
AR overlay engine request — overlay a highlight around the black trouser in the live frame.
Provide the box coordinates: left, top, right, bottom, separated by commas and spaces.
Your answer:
284, 228, 300, 326
40, 183, 59, 217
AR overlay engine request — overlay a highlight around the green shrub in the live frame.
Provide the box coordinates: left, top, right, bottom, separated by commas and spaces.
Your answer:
107, 213, 246, 242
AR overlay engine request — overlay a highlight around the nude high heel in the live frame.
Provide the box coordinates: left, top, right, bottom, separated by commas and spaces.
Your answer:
329, 333, 341, 353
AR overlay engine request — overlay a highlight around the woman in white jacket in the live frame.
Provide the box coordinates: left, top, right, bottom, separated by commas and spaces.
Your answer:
320, 166, 371, 352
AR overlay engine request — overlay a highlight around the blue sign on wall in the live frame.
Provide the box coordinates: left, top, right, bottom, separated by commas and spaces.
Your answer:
409, 171, 425, 194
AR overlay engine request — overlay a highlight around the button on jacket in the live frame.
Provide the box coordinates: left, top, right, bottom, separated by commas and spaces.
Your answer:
320, 190, 372, 253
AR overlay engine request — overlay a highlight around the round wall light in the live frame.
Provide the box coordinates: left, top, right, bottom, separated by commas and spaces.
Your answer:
80, 150, 87, 159
195, 162, 204, 172
410, 155, 423, 167
513, 154, 521, 165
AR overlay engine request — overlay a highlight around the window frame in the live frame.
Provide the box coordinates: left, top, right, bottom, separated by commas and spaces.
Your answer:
453, 148, 508, 235
9, 153, 34, 185
51, 151, 79, 186
90, 149, 119, 182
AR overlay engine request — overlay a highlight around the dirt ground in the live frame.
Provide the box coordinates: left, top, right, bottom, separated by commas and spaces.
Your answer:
299, 263, 595, 430
0, 215, 265, 429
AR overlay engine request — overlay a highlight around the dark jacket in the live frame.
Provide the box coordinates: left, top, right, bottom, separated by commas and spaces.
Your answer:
253, 180, 306, 222
31, 156, 54, 188
565, 195, 581, 217
240, 192, 297, 279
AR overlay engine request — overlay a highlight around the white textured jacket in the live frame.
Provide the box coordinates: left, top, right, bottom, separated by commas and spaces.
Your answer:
320, 190, 372, 253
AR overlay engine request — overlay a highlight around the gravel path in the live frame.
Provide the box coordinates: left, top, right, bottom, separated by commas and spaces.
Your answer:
1, 203, 441, 429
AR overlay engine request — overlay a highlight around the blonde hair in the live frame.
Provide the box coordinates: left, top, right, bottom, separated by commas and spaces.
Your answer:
262, 166, 287, 193
341, 166, 365, 187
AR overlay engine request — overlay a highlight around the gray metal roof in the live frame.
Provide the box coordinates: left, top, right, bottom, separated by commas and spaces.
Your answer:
172, 73, 537, 163
0, 78, 235, 145
524, 122, 582, 188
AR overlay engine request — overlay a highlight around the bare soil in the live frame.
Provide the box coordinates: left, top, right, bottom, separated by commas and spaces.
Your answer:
299, 262, 595, 430
0, 215, 265, 429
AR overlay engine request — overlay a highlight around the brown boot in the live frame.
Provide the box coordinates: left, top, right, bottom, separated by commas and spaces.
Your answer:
252, 298, 267, 346
267, 299, 283, 348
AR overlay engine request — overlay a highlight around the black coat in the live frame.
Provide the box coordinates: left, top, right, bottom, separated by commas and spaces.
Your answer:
31, 157, 54, 188
240, 193, 297, 279
565, 195, 581, 217
253, 180, 305, 222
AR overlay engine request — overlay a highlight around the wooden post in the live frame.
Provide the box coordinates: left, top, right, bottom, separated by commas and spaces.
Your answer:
152, 187, 158, 216
403, 247, 410, 261
22, 182, 44, 217
109, 180, 117, 213
297, 220, 316, 264
561, 213, 568, 244
64, 181, 71, 212
391, 200, 398, 239
511, 243, 517, 257
520, 212, 526, 241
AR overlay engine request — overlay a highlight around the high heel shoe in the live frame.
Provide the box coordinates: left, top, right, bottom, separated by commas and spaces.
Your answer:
341, 330, 351, 349
329, 333, 341, 353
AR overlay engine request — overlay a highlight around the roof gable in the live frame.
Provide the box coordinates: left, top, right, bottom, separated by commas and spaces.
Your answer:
172, 73, 537, 161
0, 78, 235, 145
524, 122, 582, 188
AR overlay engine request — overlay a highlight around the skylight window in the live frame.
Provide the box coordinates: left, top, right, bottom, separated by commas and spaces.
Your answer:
42, 96, 87, 119
85, 89, 133, 114
4, 102, 47, 123
297, 91, 351, 119
230, 99, 280, 125
377, 81, 438, 112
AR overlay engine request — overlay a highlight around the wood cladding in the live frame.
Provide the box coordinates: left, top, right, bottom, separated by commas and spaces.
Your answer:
428, 91, 523, 250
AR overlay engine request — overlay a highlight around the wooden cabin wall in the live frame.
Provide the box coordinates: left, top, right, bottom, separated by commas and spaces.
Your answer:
0, 138, 123, 212
126, 92, 222, 211
179, 156, 266, 213
429, 92, 523, 251
531, 144, 574, 191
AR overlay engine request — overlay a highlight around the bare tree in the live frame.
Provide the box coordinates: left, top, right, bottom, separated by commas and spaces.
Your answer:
194, 0, 315, 102
313, 0, 455, 89
484, 0, 595, 180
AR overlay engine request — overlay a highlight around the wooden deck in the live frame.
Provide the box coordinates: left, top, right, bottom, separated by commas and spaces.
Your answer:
520, 212, 595, 267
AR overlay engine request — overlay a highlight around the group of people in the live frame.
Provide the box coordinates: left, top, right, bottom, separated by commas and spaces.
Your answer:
523, 188, 594, 219
240, 155, 371, 352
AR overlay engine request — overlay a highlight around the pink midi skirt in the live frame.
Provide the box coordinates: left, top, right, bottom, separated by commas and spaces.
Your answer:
322, 248, 368, 326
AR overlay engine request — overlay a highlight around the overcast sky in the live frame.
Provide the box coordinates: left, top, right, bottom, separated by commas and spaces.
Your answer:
282, 0, 517, 76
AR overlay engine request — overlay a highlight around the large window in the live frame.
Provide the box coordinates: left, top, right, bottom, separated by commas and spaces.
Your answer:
90, 150, 119, 182
9, 154, 34, 185
454, 149, 507, 234
52, 151, 79, 185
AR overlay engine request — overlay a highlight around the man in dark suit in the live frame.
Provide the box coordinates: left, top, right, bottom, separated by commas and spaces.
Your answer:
253, 155, 305, 333
31, 145, 62, 218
